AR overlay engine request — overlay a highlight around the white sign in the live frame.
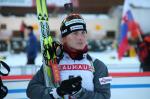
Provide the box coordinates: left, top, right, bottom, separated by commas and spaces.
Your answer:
0, 0, 32, 7
0, 0, 78, 7
47, 0, 71, 7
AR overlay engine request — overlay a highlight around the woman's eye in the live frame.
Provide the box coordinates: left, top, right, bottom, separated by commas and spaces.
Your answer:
82, 31, 86, 34
81, 31, 87, 36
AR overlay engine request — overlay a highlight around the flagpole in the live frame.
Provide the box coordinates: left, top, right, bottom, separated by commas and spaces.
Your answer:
137, 28, 143, 42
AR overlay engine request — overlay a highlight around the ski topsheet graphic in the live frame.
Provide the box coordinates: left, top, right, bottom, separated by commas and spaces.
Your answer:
36, 0, 60, 88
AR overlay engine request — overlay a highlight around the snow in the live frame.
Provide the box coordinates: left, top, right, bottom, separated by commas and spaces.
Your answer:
0, 50, 140, 75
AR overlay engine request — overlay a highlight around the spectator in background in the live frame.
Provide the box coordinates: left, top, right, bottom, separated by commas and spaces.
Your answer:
136, 34, 150, 71
20, 21, 26, 39
25, 26, 38, 65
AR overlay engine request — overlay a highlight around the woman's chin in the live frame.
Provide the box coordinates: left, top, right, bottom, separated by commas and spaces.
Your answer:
75, 47, 85, 50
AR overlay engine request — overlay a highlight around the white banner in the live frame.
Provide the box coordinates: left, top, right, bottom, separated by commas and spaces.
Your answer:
47, 0, 70, 7
0, 0, 32, 7
0, 0, 79, 7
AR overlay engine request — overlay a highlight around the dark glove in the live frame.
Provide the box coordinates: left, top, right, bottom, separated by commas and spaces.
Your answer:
57, 76, 82, 96
0, 61, 9, 98
0, 78, 8, 99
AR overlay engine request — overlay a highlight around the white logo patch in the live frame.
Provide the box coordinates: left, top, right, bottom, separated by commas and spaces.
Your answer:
62, 29, 67, 34
70, 25, 83, 31
65, 19, 85, 26
99, 76, 112, 85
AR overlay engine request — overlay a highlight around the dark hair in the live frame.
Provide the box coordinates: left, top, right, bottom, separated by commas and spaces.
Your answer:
65, 13, 83, 21
27, 26, 33, 31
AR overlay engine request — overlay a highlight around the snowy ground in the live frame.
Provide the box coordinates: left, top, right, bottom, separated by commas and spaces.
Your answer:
0, 50, 140, 75
2, 50, 149, 99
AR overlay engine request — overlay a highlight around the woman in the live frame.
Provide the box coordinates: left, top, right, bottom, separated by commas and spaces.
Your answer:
26, 13, 111, 99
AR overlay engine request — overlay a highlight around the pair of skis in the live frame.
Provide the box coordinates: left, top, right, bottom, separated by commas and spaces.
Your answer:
36, 0, 61, 88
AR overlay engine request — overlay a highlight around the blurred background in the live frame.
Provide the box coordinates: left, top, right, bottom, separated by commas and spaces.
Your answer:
0, 0, 150, 99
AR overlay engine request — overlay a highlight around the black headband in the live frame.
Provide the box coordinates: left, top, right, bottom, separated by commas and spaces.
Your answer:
60, 19, 87, 37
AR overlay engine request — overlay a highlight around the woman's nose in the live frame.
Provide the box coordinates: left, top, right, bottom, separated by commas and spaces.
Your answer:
77, 33, 84, 39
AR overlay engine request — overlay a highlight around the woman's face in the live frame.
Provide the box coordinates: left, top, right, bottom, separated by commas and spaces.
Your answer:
62, 30, 87, 51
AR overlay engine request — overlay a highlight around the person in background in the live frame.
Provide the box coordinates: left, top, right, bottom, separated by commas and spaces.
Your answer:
25, 26, 38, 65
20, 21, 26, 39
136, 34, 150, 71
26, 13, 111, 99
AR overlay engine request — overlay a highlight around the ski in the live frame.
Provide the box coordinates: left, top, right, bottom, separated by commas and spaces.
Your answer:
36, 0, 60, 88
